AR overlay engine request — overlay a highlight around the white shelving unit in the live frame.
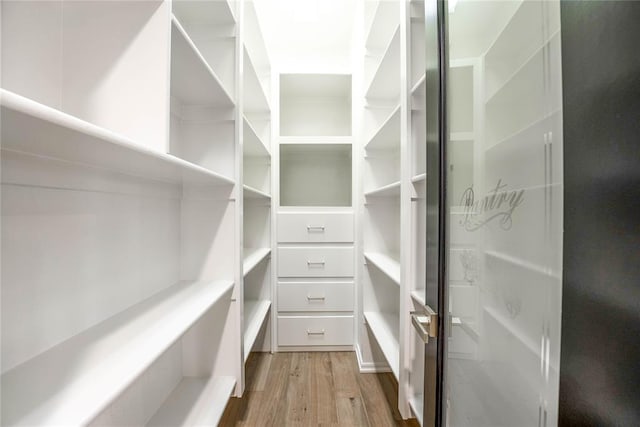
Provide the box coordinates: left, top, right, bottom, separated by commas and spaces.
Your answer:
241, 0, 273, 379
358, 0, 405, 399
146, 376, 236, 427
1, 1, 241, 425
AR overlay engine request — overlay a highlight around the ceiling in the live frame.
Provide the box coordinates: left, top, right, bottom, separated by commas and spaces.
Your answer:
253, 0, 357, 72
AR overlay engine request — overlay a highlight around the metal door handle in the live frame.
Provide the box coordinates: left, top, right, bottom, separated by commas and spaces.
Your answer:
307, 225, 325, 231
411, 305, 438, 343
307, 260, 325, 266
307, 295, 326, 301
307, 329, 325, 335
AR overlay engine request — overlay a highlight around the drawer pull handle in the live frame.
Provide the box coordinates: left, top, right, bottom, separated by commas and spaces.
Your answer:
307, 329, 326, 335
307, 225, 325, 232
307, 295, 326, 301
307, 260, 325, 267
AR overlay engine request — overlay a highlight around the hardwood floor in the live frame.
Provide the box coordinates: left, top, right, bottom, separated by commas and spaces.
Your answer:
220, 352, 420, 427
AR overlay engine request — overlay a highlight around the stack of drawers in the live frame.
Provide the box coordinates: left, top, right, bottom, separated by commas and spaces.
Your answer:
276, 210, 355, 349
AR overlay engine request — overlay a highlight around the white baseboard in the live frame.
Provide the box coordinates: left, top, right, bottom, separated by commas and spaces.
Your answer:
355, 344, 392, 373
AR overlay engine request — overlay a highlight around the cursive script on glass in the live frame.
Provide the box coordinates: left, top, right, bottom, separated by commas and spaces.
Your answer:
459, 179, 524, 232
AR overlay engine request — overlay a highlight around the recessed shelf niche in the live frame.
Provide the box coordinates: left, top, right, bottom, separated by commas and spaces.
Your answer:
280, 144, 352, 207
280, 74, 352, 137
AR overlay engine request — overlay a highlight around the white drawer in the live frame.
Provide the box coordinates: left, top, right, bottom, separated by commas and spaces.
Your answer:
278, 212, 353, 243
278, 282, 354, 312
278, 246, 354, 277
278, 315, 354, 346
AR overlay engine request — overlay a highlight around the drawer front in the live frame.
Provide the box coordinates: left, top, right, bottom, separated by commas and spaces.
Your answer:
278, 247, 354, 277
278, 212, 354, 243
278, 315, 354, 346
278, 282, 354, 312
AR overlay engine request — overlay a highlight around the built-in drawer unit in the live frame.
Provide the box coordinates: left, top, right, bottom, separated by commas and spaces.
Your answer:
278, 315, 354, 346
278, 281, 354, 312
277, 212, 354, 243
278, 246, 354, 277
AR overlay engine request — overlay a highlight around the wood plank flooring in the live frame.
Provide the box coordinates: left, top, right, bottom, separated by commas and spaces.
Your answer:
220, 352, 420, 427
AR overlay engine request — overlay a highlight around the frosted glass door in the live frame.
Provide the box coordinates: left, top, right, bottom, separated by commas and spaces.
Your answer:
445, 1, 563, 426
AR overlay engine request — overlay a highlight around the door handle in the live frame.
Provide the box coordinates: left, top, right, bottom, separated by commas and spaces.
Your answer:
307, 260, 325, 267
307, 295, 326, 301
306, 225, 325, 232
411, 305, 438, 343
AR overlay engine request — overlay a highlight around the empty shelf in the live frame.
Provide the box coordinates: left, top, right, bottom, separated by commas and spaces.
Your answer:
146, 376, 235, 427
0, 89, 235, 186
243, 116, 270, 157
364, 311, 400, 380
1, 280, 234, 427
243, 300, 271, 361
243, 247, 271, 276
410, 289, 426, 308
411, 73, 426, 94
172, 0, 236, 26
365, 252, 401, 285
364, 181, 401, 198
171, 16, 234, 107
243, 184, 271, 199
365, 105, 401, 150
366, 26, 401, 100
243, 47, 270, 113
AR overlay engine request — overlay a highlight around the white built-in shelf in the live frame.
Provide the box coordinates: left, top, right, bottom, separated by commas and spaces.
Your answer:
1, 280, 234, 426
279, 136, 353, 145
146, 376, 236, 427
411, 173, 427, 184
364, 311, 400, 380
243, 1, 270, 73
243, 47, 270, 113
172, 0, 236, 26
366, 26, 401, 101
243, 300, 271, 362
410, 0, 425, 21
409, 395, 425, 427
364, 180, 401, 198
365, 105, 401, 150
243, 247, 271, 276
0, 89, 235, 186
243, 116, 270, 157
365, 1, 399, 51
411, 73, 426, 94
365, 252, 401, 285
171, 16, 234, 107
410, 289, 426, 308
243, 184, 271, 200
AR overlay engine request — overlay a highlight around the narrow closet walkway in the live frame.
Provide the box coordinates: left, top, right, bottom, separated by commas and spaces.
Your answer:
220, 352, 419, 427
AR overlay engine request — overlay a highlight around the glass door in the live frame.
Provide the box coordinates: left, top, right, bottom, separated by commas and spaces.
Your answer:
444, 1, 563, 426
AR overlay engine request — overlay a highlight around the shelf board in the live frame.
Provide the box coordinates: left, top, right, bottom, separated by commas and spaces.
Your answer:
243, 116, 270, 157
244, 300, 271, 362
171, 16, 234, 107
364, 181, 401, 198
172, 0, 236, 26
244, 1, 270, 72
243, 247, 271, 276
411, 73, 426, 94
409, 394, 425, 426
243, 184, 271, 200
0, 89, 235, 186
279, 136, 353, 145
365, 1, 399, 51
411, 173, 426, 184
146, 376, 236, 427
366, 26, 401, 101
1, 280, 234, 427
243, 47, 270, 113
365, 252, 401, 285
364, 311, 400, 380
410, 289, 426, 308
365, 105, 401, 150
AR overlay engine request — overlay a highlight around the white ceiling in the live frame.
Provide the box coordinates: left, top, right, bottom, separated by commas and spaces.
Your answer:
253, 0, 357, 72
